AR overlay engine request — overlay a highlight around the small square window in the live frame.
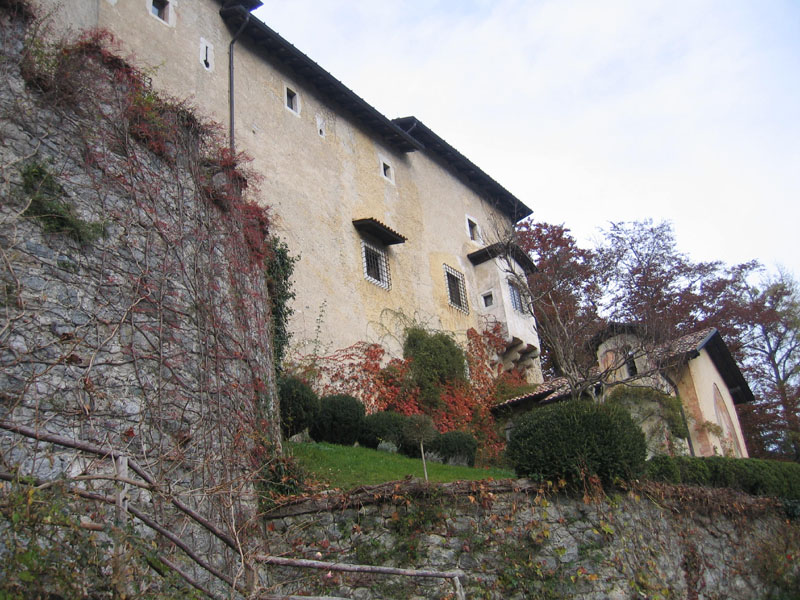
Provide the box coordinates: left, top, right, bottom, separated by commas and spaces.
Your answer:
286, 87, 299, 113
467, 218, 479, 241
509, 281, 526, 313
444, 264, 468, 313
151, 0, 169, 21
482, 292, 494, 308
362, 240, 390, 290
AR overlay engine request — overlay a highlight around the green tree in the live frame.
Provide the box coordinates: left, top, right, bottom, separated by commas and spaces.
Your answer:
402, 327, 465, 411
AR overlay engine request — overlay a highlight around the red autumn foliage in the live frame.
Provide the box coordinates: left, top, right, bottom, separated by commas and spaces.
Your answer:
289, 325, 520, 463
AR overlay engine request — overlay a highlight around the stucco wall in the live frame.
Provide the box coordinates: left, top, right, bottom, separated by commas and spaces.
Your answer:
686, 350, 749, 457
33, 0, 541, 364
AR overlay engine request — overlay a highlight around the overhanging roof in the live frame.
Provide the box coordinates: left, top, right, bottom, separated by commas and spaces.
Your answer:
690, 329, 755, 405
217, 3, 532, 221
468, 242, 536, 274
221, 0, 262, 10
393, 117, 533, 223
353, 218, 406, 245
218, 4, 423, 153
596, 325, 755, 405
491, 377, 572, 414
492, 327, 754, 414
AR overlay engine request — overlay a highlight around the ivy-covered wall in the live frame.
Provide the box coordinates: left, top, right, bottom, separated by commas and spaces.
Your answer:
260, 479, 798, 599
1, 7, 280, 596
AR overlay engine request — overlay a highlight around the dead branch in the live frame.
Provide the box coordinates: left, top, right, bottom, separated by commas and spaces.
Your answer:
264, 478, 538, 518
254, 555, 465, 600
254, 555, 464, 580
159, 556, 223, 600
0, 470, 244, 597
0, 420, 241, 552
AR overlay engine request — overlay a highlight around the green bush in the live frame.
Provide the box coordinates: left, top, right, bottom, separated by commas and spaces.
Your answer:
278, 375, 319, 438
646, 455, 800, 501
429, 430, 478, 467
309, 394, 365, 446
397, 413, 438, 459
358, 411, 408, 449
506, 400, 646, 486
403, 327, 465, 410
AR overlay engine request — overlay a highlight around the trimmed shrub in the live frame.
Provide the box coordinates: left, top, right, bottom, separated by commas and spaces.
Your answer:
358, 411, 408, 450
506, 400, 646, 486
429, 430, 478, 467
278, 375, 319, 438
309, 394, 365, 446
646, 455, 800, 500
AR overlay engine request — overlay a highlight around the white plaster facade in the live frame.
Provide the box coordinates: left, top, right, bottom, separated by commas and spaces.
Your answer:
597, 329, 750, 458
35, 0, 542, 379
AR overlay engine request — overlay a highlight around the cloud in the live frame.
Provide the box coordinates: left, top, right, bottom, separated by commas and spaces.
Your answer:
255, 0, 800, 275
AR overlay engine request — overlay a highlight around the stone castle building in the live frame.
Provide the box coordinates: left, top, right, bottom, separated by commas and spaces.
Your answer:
41, 0, 542, 379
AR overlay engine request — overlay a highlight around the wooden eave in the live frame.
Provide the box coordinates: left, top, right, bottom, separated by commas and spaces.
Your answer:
468, 242, 536, 274
218, 4, 423, 153
353, 218, 407, 245
393, 116, 532, 223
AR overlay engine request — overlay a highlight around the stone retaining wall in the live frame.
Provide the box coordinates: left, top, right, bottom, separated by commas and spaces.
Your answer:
258, 478, 797, 599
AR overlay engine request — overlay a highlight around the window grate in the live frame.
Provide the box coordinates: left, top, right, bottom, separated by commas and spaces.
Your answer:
444, 264, 468, 313
509, 281, 525, 313
362, 240, 390, 290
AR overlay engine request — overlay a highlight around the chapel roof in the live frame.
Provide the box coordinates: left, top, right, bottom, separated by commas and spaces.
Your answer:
492, 326, 754, 414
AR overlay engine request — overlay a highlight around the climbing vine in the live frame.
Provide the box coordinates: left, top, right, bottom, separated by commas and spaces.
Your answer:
1, 10, 282, 597
287, 323, 521, 463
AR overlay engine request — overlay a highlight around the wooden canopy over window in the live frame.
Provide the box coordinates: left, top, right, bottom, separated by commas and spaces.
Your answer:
352, 218, 407, 245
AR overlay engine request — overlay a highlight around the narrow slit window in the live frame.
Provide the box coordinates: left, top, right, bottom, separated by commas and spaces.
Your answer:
444, 264, 468, 313
468, 218, 479, 241
200, 39, 214, 71
362, 240, 390, 290
381, 160, 394, 182
286, 87, 299, 113
625, 349, 638, 377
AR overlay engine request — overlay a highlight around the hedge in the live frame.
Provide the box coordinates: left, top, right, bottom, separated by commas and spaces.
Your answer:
506, 400, 646, 486
429, 430, 478, 467
309, 394, 365, 446
358, 411, 408, 449
278, 375, 319, 438
646, 455, 800, 500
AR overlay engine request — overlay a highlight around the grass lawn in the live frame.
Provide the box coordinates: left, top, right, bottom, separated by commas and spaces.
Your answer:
287, 441, 514, 491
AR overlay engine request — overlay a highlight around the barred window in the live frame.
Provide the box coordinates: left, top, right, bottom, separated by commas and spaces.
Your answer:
444, 264, 468, 313
362, 240, 390, 289
509, 281, 524, 313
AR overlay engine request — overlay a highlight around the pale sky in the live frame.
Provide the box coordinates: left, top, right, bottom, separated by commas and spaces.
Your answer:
254, 0, 800, 279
